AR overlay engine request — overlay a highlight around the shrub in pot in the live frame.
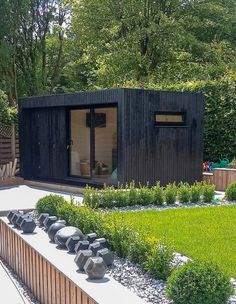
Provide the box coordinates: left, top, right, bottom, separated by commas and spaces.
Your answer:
167, 260, 233, 304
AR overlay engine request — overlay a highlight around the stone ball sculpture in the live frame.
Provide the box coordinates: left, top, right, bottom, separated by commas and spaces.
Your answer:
84, 257, 106, 280
89, 242, 104, 255
66, 236, 82, 252
96, 248, 114, 266
20, 218, 36, 233
54, 226, 84, 248
75, 240, 90, 254
47, 222, 66, 242
74, 250, 93, 271
38, 213, 49, 227
43, 216, 58, 231
86, 233, 97, 244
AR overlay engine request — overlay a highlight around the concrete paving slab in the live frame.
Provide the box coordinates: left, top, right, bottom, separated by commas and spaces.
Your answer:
0, 185, 83, 215
0, 261, 25, 304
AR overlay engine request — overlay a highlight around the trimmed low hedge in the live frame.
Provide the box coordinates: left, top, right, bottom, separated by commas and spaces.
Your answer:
36, 198, 174, 280
167, 260, 233, 304
226, 182, 236, 201
84, 181, 216, 209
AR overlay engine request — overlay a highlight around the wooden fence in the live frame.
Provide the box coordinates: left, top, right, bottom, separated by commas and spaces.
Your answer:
0, 124, 19, 179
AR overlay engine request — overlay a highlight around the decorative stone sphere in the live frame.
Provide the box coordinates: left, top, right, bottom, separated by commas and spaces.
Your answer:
54, 226, 84, 248
48, 222, 66, 242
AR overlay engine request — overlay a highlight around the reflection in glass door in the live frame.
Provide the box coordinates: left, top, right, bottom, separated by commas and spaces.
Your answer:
70, 106, 117, 182
92, 107, 117, 182
70, 109, 90, 177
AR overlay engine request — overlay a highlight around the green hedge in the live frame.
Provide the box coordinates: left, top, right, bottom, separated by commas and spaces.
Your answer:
83, 182, 216, 209
167, 261, 233, 304
36, 198, 174, 280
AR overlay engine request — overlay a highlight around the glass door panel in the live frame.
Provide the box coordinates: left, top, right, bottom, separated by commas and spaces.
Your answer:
70, 109, 91, 177
92, 107, 117, 182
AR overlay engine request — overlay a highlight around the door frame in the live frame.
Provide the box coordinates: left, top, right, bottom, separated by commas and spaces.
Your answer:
67, 103, 118, 181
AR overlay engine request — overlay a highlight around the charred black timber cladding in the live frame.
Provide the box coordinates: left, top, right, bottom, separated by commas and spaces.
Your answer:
18, 88, 204, 186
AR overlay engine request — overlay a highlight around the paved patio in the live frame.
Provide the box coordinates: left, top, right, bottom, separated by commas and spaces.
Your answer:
0, 185, 83, 215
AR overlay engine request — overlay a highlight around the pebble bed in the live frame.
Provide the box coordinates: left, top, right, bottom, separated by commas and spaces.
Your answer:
106, 200, 236, 213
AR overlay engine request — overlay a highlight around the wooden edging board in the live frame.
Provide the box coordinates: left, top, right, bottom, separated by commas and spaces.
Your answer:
0, 217, 147, 304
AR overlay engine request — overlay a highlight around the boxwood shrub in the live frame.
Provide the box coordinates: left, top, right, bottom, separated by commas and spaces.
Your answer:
167, 260, 233, 304
36, 194, 67, 215
226, 182, 236, 201
38, 197, 174, 280
84, 181, 215, 208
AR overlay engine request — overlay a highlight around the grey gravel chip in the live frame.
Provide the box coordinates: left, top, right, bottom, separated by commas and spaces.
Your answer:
86, 233, 97, 243
38, 213, 49, 227
95, 238, 108, 248
84, 257, 106, 280
43, 216, 57, 231
74, 250, 93, 271
66, 235, 82, 252
96, 248, 114, 266
75, 241, 90, 253
20, 218, 36, 233
89, 242, 103, 255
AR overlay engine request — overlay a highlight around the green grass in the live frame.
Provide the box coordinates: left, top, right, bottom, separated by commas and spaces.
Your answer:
107, 205, 236, 277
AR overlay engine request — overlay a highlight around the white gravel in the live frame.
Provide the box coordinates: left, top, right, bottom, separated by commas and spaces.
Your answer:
106, 200, 236, 213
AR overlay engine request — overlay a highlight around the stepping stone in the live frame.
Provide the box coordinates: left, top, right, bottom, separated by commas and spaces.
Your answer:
20, 218, 36, 233
66, 236, 82, 252
74, 250, 93, 271
48, 222, 66, 242
43, 216, 57, 231
38, 213, 49, 227
89, 242, 103, 255
75, 241, 90, 254
86, 233, 97, 243
84, 257, 106, 280
96, 248, 114, 266
54, 226, 84, 248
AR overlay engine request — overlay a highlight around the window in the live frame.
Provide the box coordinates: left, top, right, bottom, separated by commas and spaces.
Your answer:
154, 111, 186, 126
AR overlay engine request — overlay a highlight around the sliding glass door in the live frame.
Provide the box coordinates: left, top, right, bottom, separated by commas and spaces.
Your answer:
70, 106, 117, 182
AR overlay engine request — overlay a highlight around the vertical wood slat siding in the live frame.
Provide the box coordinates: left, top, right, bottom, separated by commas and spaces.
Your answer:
19, 88, 204, 187
0, 220, 97, 304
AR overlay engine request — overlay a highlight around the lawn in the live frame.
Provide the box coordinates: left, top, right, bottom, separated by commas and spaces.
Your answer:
108, 205, 236, 277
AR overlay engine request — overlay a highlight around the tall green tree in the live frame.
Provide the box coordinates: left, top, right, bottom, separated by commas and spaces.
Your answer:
0, 0, 71, 99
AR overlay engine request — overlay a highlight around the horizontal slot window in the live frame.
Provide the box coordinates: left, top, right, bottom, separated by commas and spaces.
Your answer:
154, 111, 186, 126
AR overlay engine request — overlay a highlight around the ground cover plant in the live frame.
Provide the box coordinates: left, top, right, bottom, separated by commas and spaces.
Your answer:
107, 205, 236, 277
84, 181, 215, 209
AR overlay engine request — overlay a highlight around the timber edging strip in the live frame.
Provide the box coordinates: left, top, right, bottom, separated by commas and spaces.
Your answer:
0, 217, 147, 304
